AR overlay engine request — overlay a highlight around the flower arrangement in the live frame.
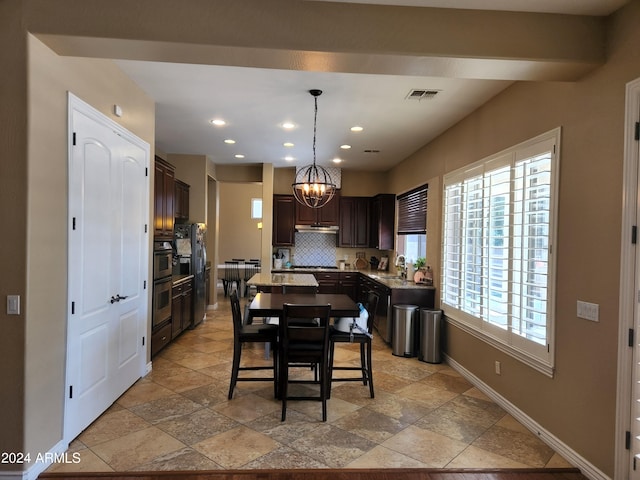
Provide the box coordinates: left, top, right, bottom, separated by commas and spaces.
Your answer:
414, 257, 427, 271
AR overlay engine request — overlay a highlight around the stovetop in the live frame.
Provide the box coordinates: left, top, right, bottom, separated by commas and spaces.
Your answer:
291, 265, 339, 270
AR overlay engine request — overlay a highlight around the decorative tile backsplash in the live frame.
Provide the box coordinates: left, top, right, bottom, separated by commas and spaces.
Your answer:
292, 232, 337, 266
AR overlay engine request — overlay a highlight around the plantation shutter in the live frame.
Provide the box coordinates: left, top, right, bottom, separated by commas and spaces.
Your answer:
397, 185, 428, 235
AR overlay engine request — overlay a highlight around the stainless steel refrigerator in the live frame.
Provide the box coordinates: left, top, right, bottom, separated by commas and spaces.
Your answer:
174, 223, 207, 328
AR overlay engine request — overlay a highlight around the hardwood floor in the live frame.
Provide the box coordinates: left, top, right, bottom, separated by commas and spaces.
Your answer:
40, 467, 588, 480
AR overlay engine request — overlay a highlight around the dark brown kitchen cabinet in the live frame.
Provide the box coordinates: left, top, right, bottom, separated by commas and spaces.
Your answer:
174, 179, 190, 222
295, 191, 340, 226
313, 271, 340, 294
370, 193, 395, 250
339, 271, 358, 301
171, 279, 193, 339
154, 156, 175, 240
272, 194, 296, 246
339, 196, 370, 248
151, 323, 172, 357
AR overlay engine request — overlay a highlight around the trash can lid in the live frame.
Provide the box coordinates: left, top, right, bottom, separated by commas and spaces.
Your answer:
393, 304, 419, 311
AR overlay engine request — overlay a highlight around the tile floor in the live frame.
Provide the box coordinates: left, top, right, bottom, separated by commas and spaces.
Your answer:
47, 293, 572, 473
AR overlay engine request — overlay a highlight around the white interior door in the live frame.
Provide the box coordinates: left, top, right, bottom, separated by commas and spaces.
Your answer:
631, 96, 640, 479
65, 94, 149, 441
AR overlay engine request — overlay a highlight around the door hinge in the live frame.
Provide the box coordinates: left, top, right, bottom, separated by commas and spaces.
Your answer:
144, 224, 148, 233
142, 336, 145, 346
627, 430, 632, 449
145, 167, 148, 177
633, 226, 637, 244
72, 217, 77, 231
71, 301, 75, 315
634, 456, 637, 471
69, 385, 73, 399
635, 122, 640, 141
143, 280, 147, 290
629, 329, 635, 347
72, 132, 76, 146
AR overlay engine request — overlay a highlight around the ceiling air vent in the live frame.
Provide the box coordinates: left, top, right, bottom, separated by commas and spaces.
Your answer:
406, 89, 440, 101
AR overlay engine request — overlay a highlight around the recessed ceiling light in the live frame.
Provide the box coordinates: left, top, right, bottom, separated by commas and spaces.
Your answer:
235, 154, 245, 159
224, 139, 236, 144
284, 156, 295, 162
350, 126, 363, 132
332, 158, 342, 164
210, 119, 226, 126
340, 145, 351, 150
282, 122, 296, 129
283, 142, 294, 148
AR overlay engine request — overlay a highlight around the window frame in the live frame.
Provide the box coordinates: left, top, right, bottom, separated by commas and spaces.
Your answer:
441, 128, 560, 377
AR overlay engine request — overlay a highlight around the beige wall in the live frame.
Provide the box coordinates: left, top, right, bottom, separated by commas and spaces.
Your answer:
167, 153, 208, 224
218, 182, 263, 262
387, 4, 640, 472
14, 34, 154, 466
3, 0, 639, 476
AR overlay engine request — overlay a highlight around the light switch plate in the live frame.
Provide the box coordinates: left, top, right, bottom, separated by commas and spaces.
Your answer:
7, 295, 20, 315
577, 300, 599, 322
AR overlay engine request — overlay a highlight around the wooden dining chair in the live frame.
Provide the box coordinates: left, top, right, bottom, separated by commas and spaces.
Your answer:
223, 261, 241, 297
243, 261, 260, 297
279, 303, 332, 421
328, 291, 379, 399
228, 291, 279, 399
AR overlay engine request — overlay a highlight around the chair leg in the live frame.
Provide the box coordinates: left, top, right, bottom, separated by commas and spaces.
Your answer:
366, 341, 374, 398
320, 359, 327, 422
327, 341, 335, 399
360, 343, 367, 386
228, 342, 242, 399
280, 353, 288, 421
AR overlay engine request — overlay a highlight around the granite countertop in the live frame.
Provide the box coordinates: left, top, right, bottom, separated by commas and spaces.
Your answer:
247, 272, 319, 287
270, 268, 434, 290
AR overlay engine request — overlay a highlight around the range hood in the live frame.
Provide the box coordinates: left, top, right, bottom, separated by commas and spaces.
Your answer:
295, 225, 339, 234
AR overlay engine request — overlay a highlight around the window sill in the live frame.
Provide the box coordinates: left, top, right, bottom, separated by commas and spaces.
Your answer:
445, 314, 555, 378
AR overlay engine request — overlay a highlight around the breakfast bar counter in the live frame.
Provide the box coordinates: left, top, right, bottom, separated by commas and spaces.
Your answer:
246, 272, 319, 293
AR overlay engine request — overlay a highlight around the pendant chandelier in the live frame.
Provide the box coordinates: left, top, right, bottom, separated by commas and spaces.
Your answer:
292, 89, 337, 209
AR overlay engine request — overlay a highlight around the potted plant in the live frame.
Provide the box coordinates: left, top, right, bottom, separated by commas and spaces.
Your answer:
412, 257, 426, 283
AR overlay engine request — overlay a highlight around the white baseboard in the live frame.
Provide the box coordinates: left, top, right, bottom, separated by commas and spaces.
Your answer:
145, 361, 153, 375
445, 354, 610, 480
0, 439, 71, 480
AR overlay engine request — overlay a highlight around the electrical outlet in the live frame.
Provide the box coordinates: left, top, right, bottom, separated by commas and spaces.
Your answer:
7, 295, 20, 315
577, 300, 599, 322
495, 360, 501, 375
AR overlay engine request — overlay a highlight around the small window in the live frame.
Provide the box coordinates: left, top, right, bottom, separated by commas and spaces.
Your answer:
251, 198, 262, 219
397, 185, 428, 264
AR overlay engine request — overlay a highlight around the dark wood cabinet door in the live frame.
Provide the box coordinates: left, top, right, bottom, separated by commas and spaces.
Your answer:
273, 194, 296, 246
171, 285, 183, 339
174, 180, 190, 222
338, 197, 355, 247
296, 191, 340, 226
295, 202, 317, 225
370, 194, 395, 250
182, 285, 193, 330
317, 191, 340, 225
339, 196, 369, 247
154, 156, 175, 240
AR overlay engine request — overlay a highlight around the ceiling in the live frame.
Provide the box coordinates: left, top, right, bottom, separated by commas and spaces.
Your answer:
114, 0, 628, 172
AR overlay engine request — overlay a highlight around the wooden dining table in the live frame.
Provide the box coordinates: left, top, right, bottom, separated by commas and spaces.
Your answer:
247, 292, 360, 319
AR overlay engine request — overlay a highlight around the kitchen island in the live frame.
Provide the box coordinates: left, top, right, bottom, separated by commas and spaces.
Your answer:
246, 272, 319, 294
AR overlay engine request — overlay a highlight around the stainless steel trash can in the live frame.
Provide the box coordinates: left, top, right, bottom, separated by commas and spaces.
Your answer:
392, 304, 419, 357
419, 308, 442, 363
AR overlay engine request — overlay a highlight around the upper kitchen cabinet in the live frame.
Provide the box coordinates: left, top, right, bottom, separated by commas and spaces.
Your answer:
273, 194, 296, 246
338, 196, 370, 248
174, 179, 190, 222
295, 191, 340, 226
370, 193, 395, 250
154, 156, 175, 240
